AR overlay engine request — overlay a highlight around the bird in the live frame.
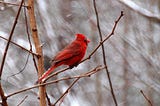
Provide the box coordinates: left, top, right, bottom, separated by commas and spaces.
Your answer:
37, 33, 90, 83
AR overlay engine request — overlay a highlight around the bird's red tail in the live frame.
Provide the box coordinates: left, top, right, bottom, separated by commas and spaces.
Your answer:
37, 65, 56, 83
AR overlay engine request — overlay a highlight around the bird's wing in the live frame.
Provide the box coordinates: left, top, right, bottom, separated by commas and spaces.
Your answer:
52, 50, 80, 63
52, 44, 81, 63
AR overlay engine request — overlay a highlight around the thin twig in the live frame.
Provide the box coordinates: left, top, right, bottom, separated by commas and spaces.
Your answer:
7, 53, 30, 81
17, 95, 28, 106
43, 67, 69, 82
53, 66, 102, 106
23, 2, 38, 72
0, 0, 24, 106
6, 65, 103, 98
83, 12, 124, 61
93, 1, 124, 105
46, 93, 52, 106
53, 78, 80, 106
0, 36, 37, 56
58, 93, 67, 106
140, 90, 153, 106
0, 0, 28, 75
0, 83, 7, 106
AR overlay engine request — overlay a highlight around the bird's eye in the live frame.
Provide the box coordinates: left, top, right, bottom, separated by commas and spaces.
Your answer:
84, 39, 88, 45
84, 39, 87, 42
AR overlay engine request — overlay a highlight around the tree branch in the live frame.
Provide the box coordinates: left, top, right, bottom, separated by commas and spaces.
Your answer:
0, 36, 38, 56
93, 1, 124, 105
53, 78, 79, 106
17, 95, 28, 106
27, 0, 46, 106
0, 0, 24, 105
140, 90, 153, 106
23, 2, 38, 72
52, 66, 102, 106
6, 65, 103, 98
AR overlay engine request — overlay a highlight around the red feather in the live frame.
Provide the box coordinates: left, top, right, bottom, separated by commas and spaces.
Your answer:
37, 34, 90, 83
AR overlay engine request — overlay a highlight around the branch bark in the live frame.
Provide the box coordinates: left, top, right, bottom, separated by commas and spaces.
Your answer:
93, 1, 124, 105
27, 0, 46, 106
6, 65, 103, 98
0, 0, 24, 105
140, 90, 153, 106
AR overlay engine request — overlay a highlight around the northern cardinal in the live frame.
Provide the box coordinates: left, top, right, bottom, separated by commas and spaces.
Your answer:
37, 34, 90, 83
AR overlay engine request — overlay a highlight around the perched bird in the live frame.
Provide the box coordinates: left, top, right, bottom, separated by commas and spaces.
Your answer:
37, 34, 90, 83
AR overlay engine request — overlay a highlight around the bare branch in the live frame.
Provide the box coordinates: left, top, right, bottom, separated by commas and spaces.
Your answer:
53, 66, 103, 106
93, 0, 117, 104
53, 78, 79, 106
0, 36, 38, 56
17, 95, 28, 106
140, 90, 153, 106
27, 0, 46, 105
7, 53, 30, 81
43, 67, 69, 82
0, 0, 24, 105
46, 93, 52, 106
6, 65, 103, 98
0, 0, 24, 77
23, 2, 38, 72
0, 83, 7, 106
58, 93, 67, 106
93, 1, 124, 105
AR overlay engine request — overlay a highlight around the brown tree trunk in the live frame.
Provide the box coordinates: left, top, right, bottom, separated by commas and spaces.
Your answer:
27, 0, 46, 106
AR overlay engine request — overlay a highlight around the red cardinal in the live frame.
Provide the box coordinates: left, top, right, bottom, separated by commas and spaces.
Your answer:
38, 34, 90, 83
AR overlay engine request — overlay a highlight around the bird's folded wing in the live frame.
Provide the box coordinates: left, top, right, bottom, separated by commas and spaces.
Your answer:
52, 49, 80, 64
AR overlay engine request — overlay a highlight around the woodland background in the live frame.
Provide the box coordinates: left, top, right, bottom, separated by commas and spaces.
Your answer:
0, 0, 160, 106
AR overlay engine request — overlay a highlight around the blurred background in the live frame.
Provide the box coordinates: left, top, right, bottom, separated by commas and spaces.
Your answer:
0, 0, 160, 106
